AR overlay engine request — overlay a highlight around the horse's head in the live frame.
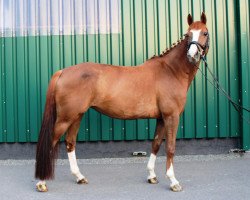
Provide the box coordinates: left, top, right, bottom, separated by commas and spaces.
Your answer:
186, 12, 209, 63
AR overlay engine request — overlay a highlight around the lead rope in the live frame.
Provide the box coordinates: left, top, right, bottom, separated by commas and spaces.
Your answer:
199, 55, 250, 124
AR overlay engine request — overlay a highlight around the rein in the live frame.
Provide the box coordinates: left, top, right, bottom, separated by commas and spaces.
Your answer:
199, 56, 250, 124
186, 33, 250, 124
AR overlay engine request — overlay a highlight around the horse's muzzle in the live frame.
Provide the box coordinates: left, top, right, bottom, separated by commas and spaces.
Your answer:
187, 51, 200, 63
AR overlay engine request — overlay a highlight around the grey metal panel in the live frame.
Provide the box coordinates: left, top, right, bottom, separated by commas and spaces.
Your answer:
0, 0, 120, 36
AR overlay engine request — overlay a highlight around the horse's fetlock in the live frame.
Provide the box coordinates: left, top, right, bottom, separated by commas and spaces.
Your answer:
70, 166, 80, 175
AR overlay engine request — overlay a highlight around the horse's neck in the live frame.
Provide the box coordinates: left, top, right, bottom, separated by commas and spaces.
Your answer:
162, 39, 199, 89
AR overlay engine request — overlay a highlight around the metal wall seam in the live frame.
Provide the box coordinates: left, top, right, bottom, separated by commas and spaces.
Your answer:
0, 36, 4, 142
215, 0, 229, 137
238, 0, 250, 150
226, 0, 240, 137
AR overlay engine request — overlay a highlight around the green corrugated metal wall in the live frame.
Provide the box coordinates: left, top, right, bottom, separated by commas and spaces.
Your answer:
238, 0, 250, 150
0, 0, 249, 149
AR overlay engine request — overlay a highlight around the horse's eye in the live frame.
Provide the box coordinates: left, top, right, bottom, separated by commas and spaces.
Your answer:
203, 32, 208, 36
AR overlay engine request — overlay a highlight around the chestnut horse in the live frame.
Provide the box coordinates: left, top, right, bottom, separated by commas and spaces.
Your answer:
35, 13, 209, 192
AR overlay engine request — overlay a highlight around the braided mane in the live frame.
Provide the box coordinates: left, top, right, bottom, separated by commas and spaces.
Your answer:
150, 34, 187, 59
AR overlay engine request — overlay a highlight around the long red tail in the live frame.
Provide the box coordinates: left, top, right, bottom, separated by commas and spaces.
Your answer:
35, 70, 62, 180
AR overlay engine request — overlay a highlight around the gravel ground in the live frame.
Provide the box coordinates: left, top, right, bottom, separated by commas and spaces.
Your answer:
0, 153, 250, 200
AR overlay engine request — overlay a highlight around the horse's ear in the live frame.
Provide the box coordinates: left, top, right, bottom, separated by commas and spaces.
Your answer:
187, 14, 193, 25
201, 12, 207, 24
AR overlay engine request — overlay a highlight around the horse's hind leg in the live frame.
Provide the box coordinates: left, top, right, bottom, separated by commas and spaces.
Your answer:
147, 119, 165, 184
65, 115, 88, 184
36, 120, 72, 192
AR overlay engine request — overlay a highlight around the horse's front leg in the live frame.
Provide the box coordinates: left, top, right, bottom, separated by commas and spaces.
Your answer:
147, 118, 165, 184
163, 114, 182, 192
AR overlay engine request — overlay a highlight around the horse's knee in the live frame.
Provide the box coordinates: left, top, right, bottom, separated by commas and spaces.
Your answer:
152, 143, 160, 154
167, 146, 175, 157
152, 136, 163, 154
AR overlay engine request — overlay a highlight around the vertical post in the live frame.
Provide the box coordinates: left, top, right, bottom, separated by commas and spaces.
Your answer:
238, 0, 250, 150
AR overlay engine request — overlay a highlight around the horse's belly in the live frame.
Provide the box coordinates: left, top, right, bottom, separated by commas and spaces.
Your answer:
93, 99, 160, 119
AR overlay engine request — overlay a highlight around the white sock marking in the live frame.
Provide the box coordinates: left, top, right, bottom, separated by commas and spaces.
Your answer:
166, 163, 179, 187
68, 150, 85, 181
147, 153, 157, 179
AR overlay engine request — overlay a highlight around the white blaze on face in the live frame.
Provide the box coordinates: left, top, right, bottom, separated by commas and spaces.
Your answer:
188, 29, 201, 58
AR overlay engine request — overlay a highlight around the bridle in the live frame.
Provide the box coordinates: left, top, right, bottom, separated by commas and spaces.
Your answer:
187, 32, 210, 58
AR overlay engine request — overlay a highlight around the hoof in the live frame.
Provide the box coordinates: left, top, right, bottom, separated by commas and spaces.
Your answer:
36, 183, 48, 192
170, 183, 182, 192
77, 177, 89, 184
147, 177, 159, 184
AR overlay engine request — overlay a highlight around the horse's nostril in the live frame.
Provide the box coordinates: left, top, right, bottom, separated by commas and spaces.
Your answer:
187, 51, 199, 63
188, 56, 194, 63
